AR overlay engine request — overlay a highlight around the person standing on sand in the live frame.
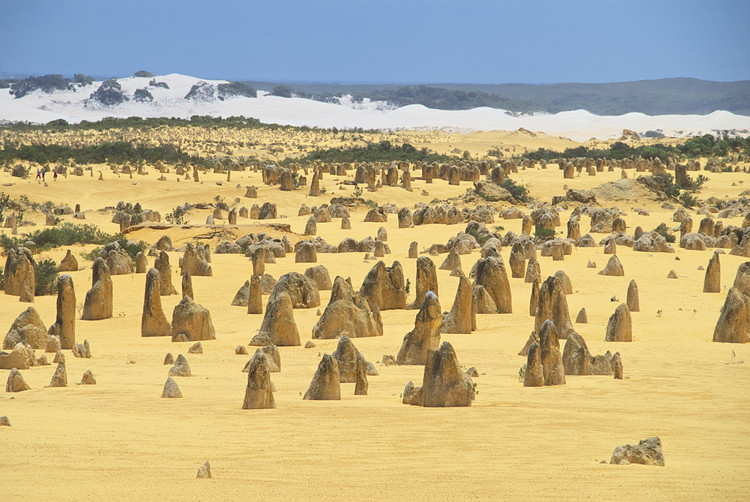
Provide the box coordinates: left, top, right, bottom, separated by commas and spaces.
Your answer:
53, 169, 58, 181
42, 169, 46, 182
36, 168, 41, 181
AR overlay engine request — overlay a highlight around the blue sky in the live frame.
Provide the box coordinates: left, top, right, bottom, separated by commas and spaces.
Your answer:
1, 0, 748, 83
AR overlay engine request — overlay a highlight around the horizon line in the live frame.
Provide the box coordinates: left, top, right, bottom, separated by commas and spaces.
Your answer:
1, 71, 749, 87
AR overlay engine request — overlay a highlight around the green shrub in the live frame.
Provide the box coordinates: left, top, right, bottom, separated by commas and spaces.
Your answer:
34, 258, 58, 296
288, 141, 456, 165
149, 79, 169, 89
654, 225, 676, 243
117, 238, 148, 259
501, 178, 530, 202
46, 118, 69, 127
24, 223, 115, 250
518, 364, 526, 382
0, 141, 200, 168
166, 206, 187, 225
367, 85, 532, 111
89, 78, 128, 106
650, 173, 680, 198
73, 73, 94, 86
134, 88, 154, 102
80, 249, 100, 261
82, 238, 147, 262
535, 228, 555, 240
684, 174, 709, 190
10, 74, 72, 98
271, 85, 293, 98
643, 130, 665, 138
465, 225, 493, 246
217, 82, 257, 99
0, 192, 10, 223
678, 191, 699, 208
0, 234, 21, 252
184, 81, 215, 101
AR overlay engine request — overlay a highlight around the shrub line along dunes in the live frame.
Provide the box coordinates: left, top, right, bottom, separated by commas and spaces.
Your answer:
0, 118, 748, 500
3, 73, 750, 141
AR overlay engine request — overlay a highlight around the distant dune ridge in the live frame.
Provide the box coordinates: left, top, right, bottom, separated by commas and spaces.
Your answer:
1, 74, 749, 141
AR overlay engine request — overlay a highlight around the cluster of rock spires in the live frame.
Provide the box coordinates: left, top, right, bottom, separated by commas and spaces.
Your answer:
2, 302, 94, 389
522, 270, 629, 386
312, 276, 383, 340
11, 172, 743, 445
303, 336, 371, 400
12, 151, 750, 484
1, 268, 80, 372
179, 243, 212, 277
522, 320, 566, 387
248, 271, 321, 346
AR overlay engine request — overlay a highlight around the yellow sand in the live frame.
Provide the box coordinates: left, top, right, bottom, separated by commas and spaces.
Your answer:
0, 146, 749, 500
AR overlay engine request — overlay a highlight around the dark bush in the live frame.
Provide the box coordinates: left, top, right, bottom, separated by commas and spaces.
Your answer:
289, 141, 455, 165
73, 73, 94, 86
34, 258, 58, 296
650, 174, 681, 198
149, 79, 169, 89
116, 238, 148, 259
24, 223, 115, 250
0, 141, 200, 167
0, 192, 10, 222
271, 85, 293, 98
643, 130, 665, 138
10, 75, 73, 98
678, 192, 699, 208
89, 78, 128, 106
367, 85, 532, 111
218, 82, 257, 99
184, 81, 216, 101
85, 238, 147, 262
654, 225, 676, 243
165, 205, 187, 225
535, 228, 556, 240
134, 88, 154, 102
501, 178, 530, 202
46, 118, 69, 127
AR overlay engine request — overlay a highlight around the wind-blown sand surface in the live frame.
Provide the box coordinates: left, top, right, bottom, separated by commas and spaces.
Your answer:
1, 157, 749, 500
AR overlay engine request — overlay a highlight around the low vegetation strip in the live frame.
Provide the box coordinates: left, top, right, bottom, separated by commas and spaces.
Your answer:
285, 141, 458, 165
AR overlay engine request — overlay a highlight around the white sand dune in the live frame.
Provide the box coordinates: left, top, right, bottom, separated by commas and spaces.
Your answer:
2, 73, 749, 141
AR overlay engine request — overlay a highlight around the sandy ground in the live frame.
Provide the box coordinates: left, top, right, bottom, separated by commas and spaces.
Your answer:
0, 156, 749, 500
